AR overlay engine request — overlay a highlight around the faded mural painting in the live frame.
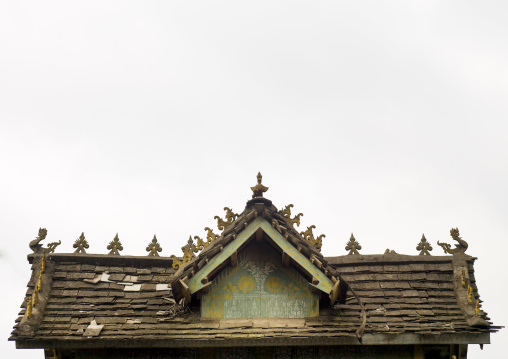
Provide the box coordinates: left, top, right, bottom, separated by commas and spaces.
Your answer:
202, 242, 318, 319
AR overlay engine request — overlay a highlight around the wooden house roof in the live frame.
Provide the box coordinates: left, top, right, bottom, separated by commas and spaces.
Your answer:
9, 175, 501, 350
10, 251, 499, 349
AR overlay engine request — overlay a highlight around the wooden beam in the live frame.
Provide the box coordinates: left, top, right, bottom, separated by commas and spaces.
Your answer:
230, 251, 238, 267
201, 281, 212, 294
282, 251, 290, 267
310, 255, 323, 269
179, 279, 191, 303
255, 228, 263, 242
329, 278, 341, 305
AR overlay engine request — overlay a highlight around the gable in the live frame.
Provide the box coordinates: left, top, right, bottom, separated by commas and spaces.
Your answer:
186, 216, 334, 297
201, 241, 319, 319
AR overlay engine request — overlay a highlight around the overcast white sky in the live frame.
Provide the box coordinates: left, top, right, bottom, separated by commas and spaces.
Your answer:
1, 1, 507, 358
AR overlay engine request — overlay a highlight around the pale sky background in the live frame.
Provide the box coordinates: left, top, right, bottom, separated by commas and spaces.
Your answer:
1, 1, 507, 358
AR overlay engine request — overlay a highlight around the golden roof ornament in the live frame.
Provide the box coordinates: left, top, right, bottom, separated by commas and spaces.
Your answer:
46, 240, 61, 254
301, 225, 325, 252
146, 235, 162, 256
29, 227, 48, 253
170, 236, 198, 270
346, 233, 361, 255
107, 233, 123, 255
196, 227, 219, 251
214, 207, 239, 231
281, 204, 304, 227
73, 232, 89, 254
437, 227, 468, 254
416, 234, 433, 255
250, 172, 269, 198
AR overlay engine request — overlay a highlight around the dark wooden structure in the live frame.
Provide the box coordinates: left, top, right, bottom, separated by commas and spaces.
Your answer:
9, 177, 500, 358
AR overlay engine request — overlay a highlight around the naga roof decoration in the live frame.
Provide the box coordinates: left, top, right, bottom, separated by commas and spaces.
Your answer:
438, 227, 469, 254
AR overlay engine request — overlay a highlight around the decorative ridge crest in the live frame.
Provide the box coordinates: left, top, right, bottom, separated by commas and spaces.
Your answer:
214, 207, 239, 231
171, 236, 198, 270
107, 233, 123, 255
73, 232, 89, 254
346, 233, 361, 255
301, 225, 325, 252
196, 227, 220, 251
46, 240, 61, 254
146, 235, 162, 256
416, 234, 433, 255
280, 204, 303, 227
437, 227, 468, 254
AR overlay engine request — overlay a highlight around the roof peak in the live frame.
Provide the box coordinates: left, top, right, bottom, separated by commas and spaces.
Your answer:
250, 172, 269, 199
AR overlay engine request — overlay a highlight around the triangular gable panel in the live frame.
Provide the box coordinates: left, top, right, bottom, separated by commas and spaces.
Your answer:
201, 241, 319, 319
187, 216, 334, 295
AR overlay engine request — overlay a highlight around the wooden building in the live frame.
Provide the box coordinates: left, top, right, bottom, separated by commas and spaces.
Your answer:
9, 175, 500, 358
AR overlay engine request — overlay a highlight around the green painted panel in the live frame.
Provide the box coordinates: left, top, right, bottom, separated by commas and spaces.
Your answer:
201, 241, 319, 318
187, 217, 333, 295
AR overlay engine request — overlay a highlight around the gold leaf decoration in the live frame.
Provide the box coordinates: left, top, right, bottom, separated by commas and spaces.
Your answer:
300, 225, 325, 252
214, 207, 239, 231
170, 255, 184, 270
171, 236, 198, 269
281, 204, 304, 227
467, 285, 474, 305
196, 227, 220, 251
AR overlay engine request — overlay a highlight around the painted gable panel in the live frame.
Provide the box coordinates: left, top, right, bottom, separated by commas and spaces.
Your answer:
201, 241, 319, 319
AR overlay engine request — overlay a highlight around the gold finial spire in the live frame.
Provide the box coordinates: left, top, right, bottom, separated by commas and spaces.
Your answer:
250, 172, 269, 198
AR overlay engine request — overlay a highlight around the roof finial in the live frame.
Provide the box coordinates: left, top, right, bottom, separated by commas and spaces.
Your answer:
250, 172, 269, 198
416, 234, 433, 255
346, 233, 361, 255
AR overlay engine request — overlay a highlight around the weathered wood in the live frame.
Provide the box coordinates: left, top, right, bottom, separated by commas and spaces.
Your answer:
310, 255, 322, 269
15, 332, 492, 349
255, 227, 263, 242
179, 279, 191, 303
282, 251, 290, 267
201, 281, 212, 294
230, 251, 238, 268
329, 278, 341, 305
